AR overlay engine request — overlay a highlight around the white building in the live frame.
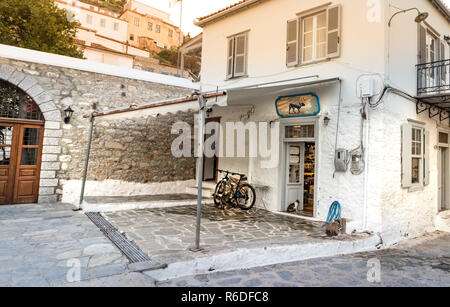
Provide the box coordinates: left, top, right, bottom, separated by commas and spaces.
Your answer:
55, 0, 149, 67
195, 0, 450, 246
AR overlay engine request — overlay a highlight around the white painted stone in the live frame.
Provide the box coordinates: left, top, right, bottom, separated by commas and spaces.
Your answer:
45, 121, 61, 130
34, 91, 53, 105
8, 70, 25, 85
41, 154, 58, 162
41, 162, 61, 171
40, 171, 56, 179
38, 195, 57, 203
0, 64, 15, 80
18, 75, 37, 91
59, 155, 72, 162
38, 102, 57, 113
39, 187, 55, 195
44, 129, 63, 138
26, 84, 44, 98
40, 179, 58, 187
42, 110, 62, 122
43, 137, 60, 146
42, 145, 61, 154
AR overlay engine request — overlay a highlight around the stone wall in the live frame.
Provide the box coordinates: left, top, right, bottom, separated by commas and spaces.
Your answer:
0, 57, 195, 203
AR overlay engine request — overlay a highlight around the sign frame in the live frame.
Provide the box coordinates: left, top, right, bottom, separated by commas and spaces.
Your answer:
275, 93, 321, 118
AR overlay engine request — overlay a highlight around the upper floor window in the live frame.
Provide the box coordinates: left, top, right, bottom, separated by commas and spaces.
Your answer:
226, 32, 248, 79
113, 22, 119, 31
130, 34, 135, 41
156, 25, 161, 33
168, 29, 173, 37
134, 17, 140, 27
86, 14, 93, 24
286, 5, 341, 67
100, 18, 106, 28
148, 22, 153, 31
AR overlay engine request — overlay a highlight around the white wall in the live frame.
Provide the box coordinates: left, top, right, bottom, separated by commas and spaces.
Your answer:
199, 0, 450, 243
83, 48, 134, 68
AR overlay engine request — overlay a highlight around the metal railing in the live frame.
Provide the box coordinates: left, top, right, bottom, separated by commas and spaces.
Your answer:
417, 59, 450, 96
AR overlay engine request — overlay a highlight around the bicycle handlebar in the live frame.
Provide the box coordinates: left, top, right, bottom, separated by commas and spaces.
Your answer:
218, 169, 246, 178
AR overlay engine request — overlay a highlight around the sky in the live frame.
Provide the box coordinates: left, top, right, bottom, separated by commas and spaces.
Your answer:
140, 0, 450, 36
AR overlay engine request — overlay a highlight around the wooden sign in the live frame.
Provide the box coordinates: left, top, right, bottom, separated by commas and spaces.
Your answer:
275, 93, 320, 118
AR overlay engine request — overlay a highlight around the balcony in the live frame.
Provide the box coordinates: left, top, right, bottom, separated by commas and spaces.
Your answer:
417, 59, 450, 98
416, 59, 450, 123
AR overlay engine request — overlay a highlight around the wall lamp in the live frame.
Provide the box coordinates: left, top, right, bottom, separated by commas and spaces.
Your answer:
324, 116, 331, 126
388, 8, 429, 27
64, 106, 74, 124
445, 36, 450, 45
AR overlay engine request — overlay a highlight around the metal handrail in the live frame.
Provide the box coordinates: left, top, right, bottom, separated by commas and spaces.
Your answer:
417, 59, 450, 96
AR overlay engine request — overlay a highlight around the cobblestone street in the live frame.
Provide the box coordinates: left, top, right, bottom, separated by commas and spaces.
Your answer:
0, 204, 128, 287
156, 232, 450, 287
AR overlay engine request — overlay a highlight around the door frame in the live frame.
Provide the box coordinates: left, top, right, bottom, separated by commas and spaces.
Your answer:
279, 117, 320, 216
438, 128, 450, 212
0, 119, 44, 205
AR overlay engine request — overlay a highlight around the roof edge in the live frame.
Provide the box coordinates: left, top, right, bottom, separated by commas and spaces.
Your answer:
195, 0, 268, 27
429, 0, 450, 23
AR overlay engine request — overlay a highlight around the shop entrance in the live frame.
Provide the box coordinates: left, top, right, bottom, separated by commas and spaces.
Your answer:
285, 142, 315, 216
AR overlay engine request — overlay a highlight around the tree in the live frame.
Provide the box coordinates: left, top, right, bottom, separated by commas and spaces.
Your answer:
0, 0, 83, 58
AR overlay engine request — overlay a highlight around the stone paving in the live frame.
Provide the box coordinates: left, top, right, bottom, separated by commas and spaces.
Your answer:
0, 203, 128, 287
102, 205, 370, 265
156, 232, 450, 287
85, 194, 198, 204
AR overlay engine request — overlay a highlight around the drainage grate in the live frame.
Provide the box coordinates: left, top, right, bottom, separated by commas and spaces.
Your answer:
86, 212, 150, 263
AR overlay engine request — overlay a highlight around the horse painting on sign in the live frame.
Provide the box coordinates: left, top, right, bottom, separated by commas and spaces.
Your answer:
275, 93, 320, 118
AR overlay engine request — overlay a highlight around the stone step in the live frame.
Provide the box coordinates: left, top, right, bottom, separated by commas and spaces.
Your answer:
186, 182, 217, 198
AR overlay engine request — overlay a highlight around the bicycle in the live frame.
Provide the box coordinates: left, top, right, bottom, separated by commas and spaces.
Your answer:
213, 169, 256, 211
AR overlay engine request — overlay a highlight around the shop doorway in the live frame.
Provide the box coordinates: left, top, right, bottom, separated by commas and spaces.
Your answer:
203, 117, 220, 182
285, 141, 315, 217
438, 131, 449, 212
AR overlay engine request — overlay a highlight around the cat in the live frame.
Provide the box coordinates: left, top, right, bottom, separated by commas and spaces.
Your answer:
287, 200, 300, 213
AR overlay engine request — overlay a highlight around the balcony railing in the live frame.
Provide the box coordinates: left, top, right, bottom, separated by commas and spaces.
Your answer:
417, 59, 450, 96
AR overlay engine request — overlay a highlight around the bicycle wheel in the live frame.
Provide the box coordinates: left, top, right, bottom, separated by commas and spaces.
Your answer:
213, 180, 227, 207
236, 184, 256, 210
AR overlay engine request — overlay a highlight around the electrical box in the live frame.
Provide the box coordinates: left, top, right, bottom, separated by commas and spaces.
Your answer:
334, 149, 348, 172
359, 78, 377, 98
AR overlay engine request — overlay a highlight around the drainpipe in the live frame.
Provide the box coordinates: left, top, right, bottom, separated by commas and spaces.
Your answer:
193, 93, 207, 251
76, 115, 95, 211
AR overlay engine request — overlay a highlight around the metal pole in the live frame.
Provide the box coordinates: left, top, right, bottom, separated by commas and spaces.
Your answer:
77, 115, 95, 210
193, 94, 206, 251
177, 0, 183, 76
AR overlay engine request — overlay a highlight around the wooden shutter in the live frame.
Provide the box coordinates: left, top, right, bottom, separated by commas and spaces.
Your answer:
419, 25, 427, 64
227, 37, 235, 79
402, 123, 413, 188
327, 4, 341, 58
234, 34, 247, 77
424, 130, 430, 185
286, 18, 299, 66
441, 41, 446, 84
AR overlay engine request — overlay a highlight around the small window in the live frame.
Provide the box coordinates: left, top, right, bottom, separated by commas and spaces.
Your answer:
113, 22, 119, 31
168, 29, 173, 37
100, 18, 106, 27
285, 125, 315, 139
134, 17, 140, 27
156, 25, 161, 33
148, 22, 153, 31
130, 34, 134, 41
86, 14, 93, 24
402, 123, 430, 188
226, 32, 249, 79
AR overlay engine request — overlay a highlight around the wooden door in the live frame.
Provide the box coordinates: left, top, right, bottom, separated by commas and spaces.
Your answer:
0, 124, 17, 205
203, 117, 221, 182
12, 124, 44, 204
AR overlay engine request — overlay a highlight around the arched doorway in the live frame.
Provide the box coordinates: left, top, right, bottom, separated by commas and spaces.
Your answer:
0, 79, 44, 205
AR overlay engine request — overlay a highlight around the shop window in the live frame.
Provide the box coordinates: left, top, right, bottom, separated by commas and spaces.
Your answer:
402, 123, 430, 188
285, 125, 314, 139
